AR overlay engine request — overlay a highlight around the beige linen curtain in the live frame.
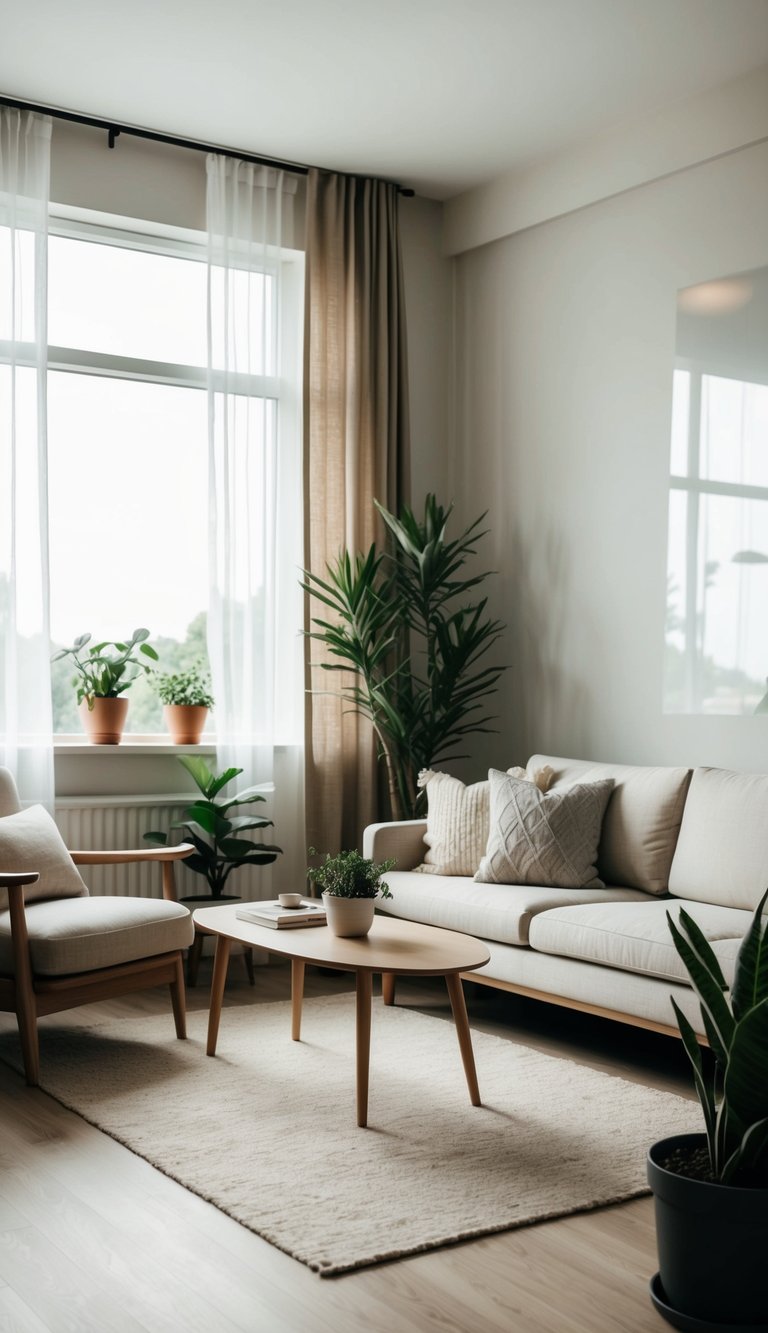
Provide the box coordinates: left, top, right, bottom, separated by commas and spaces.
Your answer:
303, 168, 410, 853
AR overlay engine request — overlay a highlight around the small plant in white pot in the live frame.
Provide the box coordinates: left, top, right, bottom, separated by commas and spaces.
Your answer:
307, 849, 395, 938
152, 663, 214, 744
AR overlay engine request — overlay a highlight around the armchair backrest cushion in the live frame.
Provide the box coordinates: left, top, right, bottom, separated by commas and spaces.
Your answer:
0, 805, 89, 908
0, 768, 22, 818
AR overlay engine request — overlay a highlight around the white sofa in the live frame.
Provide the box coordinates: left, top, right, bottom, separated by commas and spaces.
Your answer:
363, 755, 768, 1039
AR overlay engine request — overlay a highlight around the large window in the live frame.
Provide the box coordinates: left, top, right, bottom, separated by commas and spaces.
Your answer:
38, 213, 302, 735
665, 366, 768, 714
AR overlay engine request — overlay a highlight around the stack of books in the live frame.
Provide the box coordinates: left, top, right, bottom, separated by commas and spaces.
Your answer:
235, 899, 327, 929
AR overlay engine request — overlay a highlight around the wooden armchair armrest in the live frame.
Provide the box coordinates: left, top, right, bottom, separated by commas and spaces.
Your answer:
69, 844, 195, 903
0, 872, 40, 891
1, 874, 39, 990
70, 844, 195, 866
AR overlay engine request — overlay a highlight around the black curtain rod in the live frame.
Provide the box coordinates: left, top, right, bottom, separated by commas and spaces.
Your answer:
0, 94, 415, 197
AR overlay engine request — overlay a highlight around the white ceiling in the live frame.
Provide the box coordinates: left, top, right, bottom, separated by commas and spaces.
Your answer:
3, 0, 768, 198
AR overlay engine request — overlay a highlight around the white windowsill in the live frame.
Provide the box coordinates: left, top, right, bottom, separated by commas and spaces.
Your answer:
54, 736, 217, 756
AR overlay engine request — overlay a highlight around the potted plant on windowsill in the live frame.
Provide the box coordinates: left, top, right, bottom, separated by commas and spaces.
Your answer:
51, 628, 158, 744
307, 848, 395, 938
647, 889, 768, 1330
152, 663, 214, 744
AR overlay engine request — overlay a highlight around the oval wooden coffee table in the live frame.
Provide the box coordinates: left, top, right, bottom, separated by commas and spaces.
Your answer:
193, 905, 491, 1128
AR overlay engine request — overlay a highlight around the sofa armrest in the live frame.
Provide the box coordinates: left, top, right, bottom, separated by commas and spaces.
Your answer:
362, 821, 428, 871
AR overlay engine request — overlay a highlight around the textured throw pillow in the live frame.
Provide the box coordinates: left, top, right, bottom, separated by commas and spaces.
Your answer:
415, 765, 555, 876
0, 805, 88, 909
475, 770, 614, 889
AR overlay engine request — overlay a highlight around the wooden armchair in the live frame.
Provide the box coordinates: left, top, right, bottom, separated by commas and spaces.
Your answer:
0, 768, 195, 1086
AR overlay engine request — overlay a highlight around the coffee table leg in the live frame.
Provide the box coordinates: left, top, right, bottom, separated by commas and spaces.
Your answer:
291, 958, 305, 1040
381, 972, 396, 1006
445, 974, 481, 1106
356, 970, 373, 1128
206, 936, 232, 1056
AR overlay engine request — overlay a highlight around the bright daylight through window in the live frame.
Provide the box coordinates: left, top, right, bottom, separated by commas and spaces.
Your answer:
32, 215, 298, 737
47, 227, 211, 734
664, 267, 768, 715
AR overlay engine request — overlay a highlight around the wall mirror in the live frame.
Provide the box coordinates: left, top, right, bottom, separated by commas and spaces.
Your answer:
664, 265, 768, 714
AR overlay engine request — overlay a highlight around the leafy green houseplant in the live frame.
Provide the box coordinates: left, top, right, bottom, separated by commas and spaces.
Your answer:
307, 849, 395, 900
52, 628, 158, 743
307, 849, 395, 939
145, 757, 281, 899
152, 663, 214, 709
152, 663, 215, 744
52, 628, 159, 705
302, 494, 506, 820
646, 890, 768, 1325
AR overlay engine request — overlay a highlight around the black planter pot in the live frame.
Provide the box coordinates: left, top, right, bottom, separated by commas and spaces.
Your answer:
648, 1133, 768, 1328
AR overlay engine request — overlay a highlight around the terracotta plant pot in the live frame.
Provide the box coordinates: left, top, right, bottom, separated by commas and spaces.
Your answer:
322, 893, 375, 938
163, 704, 209, 745
79, 696, 129, 745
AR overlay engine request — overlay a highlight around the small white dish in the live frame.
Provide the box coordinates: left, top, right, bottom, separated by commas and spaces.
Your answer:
278, 893, 304, 909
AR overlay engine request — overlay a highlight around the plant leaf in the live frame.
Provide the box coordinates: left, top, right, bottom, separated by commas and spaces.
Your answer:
732, 886, 768, 1021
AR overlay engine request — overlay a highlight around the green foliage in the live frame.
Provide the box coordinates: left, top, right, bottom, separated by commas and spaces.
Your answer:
302, 494, 507, 819
307, 848, 394, 900
51, 614, 211, 732
51, 628, 159, 706
144, 756, 281, 898
668, 889, 768, 1185
152, 661, 214, 708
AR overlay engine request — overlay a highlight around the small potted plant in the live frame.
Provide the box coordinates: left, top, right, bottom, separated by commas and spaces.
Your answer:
152, 662, 214, 744
51, 628, 158, 744
307, 848, 395, 937
647, 889, 768, 1328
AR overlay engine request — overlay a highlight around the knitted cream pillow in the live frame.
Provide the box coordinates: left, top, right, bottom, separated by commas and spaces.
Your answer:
415, 765, 555, 877
475, 770, 614, 889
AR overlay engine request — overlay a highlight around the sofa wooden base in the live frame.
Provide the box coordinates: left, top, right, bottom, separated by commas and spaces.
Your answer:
460, 971, 706, 1043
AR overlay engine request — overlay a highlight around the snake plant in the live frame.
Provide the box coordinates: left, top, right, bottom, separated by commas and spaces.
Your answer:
668, 888, 768, 1184
302, 494, 507, 819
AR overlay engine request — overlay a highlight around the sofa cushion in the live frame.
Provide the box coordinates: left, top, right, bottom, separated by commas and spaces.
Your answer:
414, 770, 494, 876
377, 871, 652, 946
528, 755, 692, 896
528, 899, 751, 987
0, 896, 194, 976
669, 767, 768, 911
0, 805, 88, 909
476, 770, 613, 889
415, 765, 554, 876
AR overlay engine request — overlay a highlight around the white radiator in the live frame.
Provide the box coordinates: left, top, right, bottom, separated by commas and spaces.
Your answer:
55, 795, 189, 899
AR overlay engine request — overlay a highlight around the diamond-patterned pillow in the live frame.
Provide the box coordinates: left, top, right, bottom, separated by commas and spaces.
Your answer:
414, 765, 556, 876
475, 770, 614, 889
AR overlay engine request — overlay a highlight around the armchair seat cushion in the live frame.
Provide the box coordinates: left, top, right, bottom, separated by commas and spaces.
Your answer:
0, 897, 194, 977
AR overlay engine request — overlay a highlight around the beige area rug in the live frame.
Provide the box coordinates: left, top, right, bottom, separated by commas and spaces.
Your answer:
0, 996, 699, 1276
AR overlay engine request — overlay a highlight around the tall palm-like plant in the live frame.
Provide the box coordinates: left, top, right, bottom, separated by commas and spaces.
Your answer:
302, 495, 506, 819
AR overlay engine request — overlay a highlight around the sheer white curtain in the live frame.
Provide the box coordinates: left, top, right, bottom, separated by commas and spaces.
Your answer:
206, 155, 304, 898
0, 109, 54, 807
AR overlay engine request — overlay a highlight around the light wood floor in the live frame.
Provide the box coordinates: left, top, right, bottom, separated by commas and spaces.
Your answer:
0, 959, 693, 1333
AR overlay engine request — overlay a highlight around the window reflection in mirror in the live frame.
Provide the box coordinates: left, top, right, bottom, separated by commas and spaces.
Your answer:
664, 267, 768, 715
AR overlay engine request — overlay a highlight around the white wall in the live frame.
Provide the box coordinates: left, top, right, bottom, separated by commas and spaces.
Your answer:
450, 137, 768, 777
